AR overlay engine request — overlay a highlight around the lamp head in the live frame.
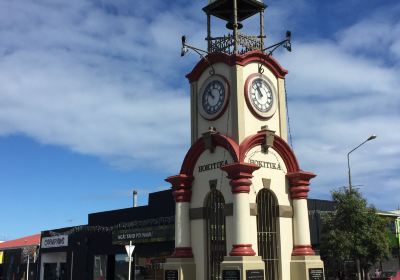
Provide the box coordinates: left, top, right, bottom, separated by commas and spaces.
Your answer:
283, 30, 292, 52
367, 134, 377, 141
181, 35, 188, 57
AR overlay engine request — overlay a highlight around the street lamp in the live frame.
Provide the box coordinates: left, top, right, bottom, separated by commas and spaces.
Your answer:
347, 134, 377, 191
346, 134, 377, 280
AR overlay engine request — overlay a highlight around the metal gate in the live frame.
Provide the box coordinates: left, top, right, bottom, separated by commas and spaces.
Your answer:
205, 189, 226, 280
257, 189, 279, 280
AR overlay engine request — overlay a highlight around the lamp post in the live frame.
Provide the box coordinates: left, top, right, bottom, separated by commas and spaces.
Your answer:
346, 134, 377, 280
347, 134, 377, 191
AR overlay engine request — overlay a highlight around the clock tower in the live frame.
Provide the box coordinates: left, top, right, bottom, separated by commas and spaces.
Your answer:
164, 1, 325, 280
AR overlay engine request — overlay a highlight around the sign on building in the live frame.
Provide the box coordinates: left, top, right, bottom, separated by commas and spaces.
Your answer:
41, 235, 68, 248
112, 224, 174, 244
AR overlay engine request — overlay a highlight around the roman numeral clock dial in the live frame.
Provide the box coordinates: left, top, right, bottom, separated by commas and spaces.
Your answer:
245, 74, 278, 119
198, 75, 229, 120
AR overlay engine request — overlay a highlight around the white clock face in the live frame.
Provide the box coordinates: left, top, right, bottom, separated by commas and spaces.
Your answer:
249, 78, 273, 112
202, 80, 225, 115
198, 75, 229, 120
245, 74, 277, 119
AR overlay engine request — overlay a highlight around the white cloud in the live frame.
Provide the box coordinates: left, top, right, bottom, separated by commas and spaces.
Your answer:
0, 0, 205, 171
274, 4, 400, 209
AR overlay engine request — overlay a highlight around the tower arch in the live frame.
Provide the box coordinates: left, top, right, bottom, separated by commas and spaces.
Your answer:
180, 133, 239, 177
239, 131, 300, 173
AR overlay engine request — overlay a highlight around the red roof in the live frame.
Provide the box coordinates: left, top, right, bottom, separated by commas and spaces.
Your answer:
0, 234, 40, 250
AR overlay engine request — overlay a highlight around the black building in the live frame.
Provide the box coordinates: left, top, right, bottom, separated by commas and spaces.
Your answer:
307, 198, 336, 252
38, 190, 175, 280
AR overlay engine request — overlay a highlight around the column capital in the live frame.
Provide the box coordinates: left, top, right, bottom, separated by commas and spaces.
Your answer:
221, 163, 260, 193
287, 171, 316, 199
165, 174, 194, 202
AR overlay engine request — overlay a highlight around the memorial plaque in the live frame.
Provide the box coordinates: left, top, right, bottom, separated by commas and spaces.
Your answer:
223, 270, 241, 280
165, 270, 178, 280
309, 268, 324, 280
246, 270, 264, 280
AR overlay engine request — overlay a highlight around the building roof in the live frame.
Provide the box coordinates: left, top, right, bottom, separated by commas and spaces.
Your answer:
0, 234, 40, 250
389, 210, 400, 215
377, 210, 400, 218
88, 189, 175, 226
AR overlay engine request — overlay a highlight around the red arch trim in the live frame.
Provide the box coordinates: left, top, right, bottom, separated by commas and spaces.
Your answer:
239, 132, 300, 173
180, 133, 239, 176
179, 132, 299, 176
186, 51, 288, 83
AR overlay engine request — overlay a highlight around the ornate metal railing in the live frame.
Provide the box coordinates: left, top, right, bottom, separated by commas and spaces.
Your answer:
207, 32, 264, 54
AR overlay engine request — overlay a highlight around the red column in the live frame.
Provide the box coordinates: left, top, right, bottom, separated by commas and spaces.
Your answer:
165, 174, 194, 258
287, 171, 316, 256
221, 162, 260, 256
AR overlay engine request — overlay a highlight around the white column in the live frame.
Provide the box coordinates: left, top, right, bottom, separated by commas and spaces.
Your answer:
292, 199, 311, 246
233, 193, 250, 245
288, 171, 316, 256
175, 202, 190, 248
165, 174, 194, 258
221, 163, 259, 256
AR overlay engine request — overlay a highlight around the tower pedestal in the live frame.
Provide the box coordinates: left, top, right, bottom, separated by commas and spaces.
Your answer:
290, 255, 325, 280
221, 256, 265, 279
164, 258, 196, 280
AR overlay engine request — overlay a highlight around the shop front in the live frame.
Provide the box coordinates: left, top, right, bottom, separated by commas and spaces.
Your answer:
111, 218, 175, 280
0, 251, 3, 280
0, 234, 40, 280
40, 235, 69, 280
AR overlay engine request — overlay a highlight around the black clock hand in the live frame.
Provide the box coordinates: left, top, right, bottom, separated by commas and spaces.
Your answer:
256, 86, 263, 99
208, 90, 215, 99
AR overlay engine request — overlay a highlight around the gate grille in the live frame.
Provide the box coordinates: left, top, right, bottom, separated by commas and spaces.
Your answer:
257, 189, 279, 280
206, 189, 226, 280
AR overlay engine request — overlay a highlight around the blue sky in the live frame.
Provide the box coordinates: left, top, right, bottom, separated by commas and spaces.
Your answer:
0, 0, 399, 240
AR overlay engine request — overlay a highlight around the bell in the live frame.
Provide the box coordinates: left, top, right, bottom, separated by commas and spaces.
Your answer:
226, 21, 243, 30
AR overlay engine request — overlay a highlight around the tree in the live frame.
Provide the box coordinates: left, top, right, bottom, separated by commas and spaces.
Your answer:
320, 187, 390, 280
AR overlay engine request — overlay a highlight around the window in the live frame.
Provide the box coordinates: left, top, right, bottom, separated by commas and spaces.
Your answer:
257, 189, 279, 280
205, 189, 226, 280
93, 255, 107, 280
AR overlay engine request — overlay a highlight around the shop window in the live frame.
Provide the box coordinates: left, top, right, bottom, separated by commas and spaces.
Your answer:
93, 255, 107, 280
115, 254, 133, 280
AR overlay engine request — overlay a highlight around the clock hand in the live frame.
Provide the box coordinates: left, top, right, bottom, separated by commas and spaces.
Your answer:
208, 90, 215, 99
256, 86, 263, 99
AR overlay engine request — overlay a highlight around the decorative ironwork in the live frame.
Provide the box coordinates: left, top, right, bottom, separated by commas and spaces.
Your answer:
47, 216, 175, 236
208, 32, 264, 54
257, 189, 280, 280
205, 189, 227, 280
